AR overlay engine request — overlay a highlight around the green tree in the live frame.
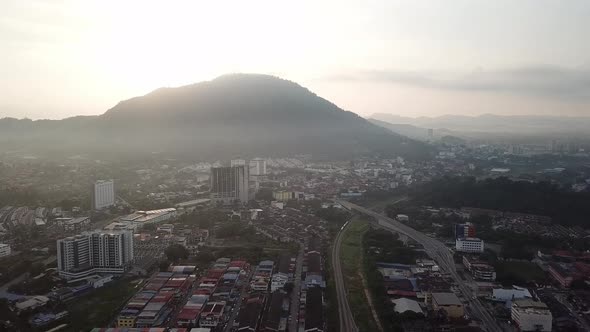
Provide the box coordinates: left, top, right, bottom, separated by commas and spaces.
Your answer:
164, 244, 189, 263
216, 223, 244, 238
59, 198, 78, 211
194, 250, 215, 264
178, 208, 227, 228
159, 261, 170, 272
0, 298, 18, 321
142, 223, 157, 232
570, 279, 590, 290
284, 282, 294, 294
255, 188, 274, 201
501, 240, 533, 260
29, 262, 45, 277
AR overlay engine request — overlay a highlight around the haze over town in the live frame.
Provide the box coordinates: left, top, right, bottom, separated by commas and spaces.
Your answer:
2, 0, 590, 119
2, 2, 590, 332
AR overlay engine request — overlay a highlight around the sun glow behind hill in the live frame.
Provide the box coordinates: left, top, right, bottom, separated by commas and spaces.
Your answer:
0, 74, 432, 160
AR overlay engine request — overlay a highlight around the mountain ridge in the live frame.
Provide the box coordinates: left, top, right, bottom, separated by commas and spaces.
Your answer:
0, 74, 431, 160
370, 113, 590, 135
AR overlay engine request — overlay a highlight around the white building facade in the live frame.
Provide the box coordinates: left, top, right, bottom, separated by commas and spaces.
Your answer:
92, 180, 115, 210
249, 158, 267, 176
511, 299, 552, 331
57, 230, 133, 279
0, 243, 11, 257
270, 272, 289, 292
230, 159, 246, 167
455, 237, 484, 253
63, 217, 91, 232
57, 234, 91, 277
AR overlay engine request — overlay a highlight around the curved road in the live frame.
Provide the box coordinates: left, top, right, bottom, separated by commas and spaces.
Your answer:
337, 200, 502, 332
331, 219, 359, 332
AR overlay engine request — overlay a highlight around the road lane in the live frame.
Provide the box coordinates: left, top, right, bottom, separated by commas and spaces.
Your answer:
288, 243, 304, 332
337, 200, 502, 332
331, 219, 359, 332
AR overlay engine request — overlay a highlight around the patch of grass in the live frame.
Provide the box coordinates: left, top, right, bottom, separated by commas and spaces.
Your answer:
494, 261, 546, 285
65, 278, 140, 331
340, 217, 379, 332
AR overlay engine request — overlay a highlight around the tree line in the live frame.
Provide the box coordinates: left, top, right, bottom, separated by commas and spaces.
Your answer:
409, 176, 590, 226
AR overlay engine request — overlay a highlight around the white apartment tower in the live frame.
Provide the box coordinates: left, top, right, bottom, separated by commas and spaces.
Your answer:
57, 230, 133, 279
89, 231, 134, 269
57, 234, 91, 277
92, 180, 115, 210
249, 158, 267, 176
210, 165, 250, 205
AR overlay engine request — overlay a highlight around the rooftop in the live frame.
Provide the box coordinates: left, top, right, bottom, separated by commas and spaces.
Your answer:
513, 299, 549, 309
238, 295, 265, 330
492, 286, 531, 301
175, 199, 211, 208
202, 302, 225, 315
432, 292, 462, 306
15, 295, 49, 310
305, 287, 324, 330
392, 298, 423, 314
277, 255, 292, 274
458, 237, 483, 242
307, 253, 322, 274
263, 291, 284, 330
177, 308, 201, 320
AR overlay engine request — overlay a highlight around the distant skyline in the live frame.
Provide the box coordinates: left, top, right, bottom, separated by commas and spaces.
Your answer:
2, 0, 589, 119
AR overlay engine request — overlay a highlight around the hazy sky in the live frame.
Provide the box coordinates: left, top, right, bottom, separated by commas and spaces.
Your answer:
1, 0, 589, 119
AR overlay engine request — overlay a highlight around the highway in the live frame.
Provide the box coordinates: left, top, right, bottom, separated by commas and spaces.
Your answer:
337, 200, 502, 332
331, 219, 359, 332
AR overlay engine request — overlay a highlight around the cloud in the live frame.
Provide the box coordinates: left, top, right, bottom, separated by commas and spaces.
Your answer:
327, 66, 590, 102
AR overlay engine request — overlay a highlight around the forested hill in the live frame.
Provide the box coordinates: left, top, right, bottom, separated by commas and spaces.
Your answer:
0, 74, 432, 161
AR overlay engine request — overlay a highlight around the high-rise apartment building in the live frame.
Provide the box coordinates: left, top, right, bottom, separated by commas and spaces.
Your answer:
230, 159, 247, 167
210, 165, 249, 205
249, 158, 267, 176
57, 234, 90, 276
455, 223, 476, 239
57, 230, 133, 279
248, 158, 267, 194
92, 180, 115, 210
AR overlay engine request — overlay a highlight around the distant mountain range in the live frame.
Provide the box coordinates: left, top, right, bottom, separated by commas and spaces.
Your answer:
0, 74, 431, 160
370, 113, 590, 137
367, 119, 438, 141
